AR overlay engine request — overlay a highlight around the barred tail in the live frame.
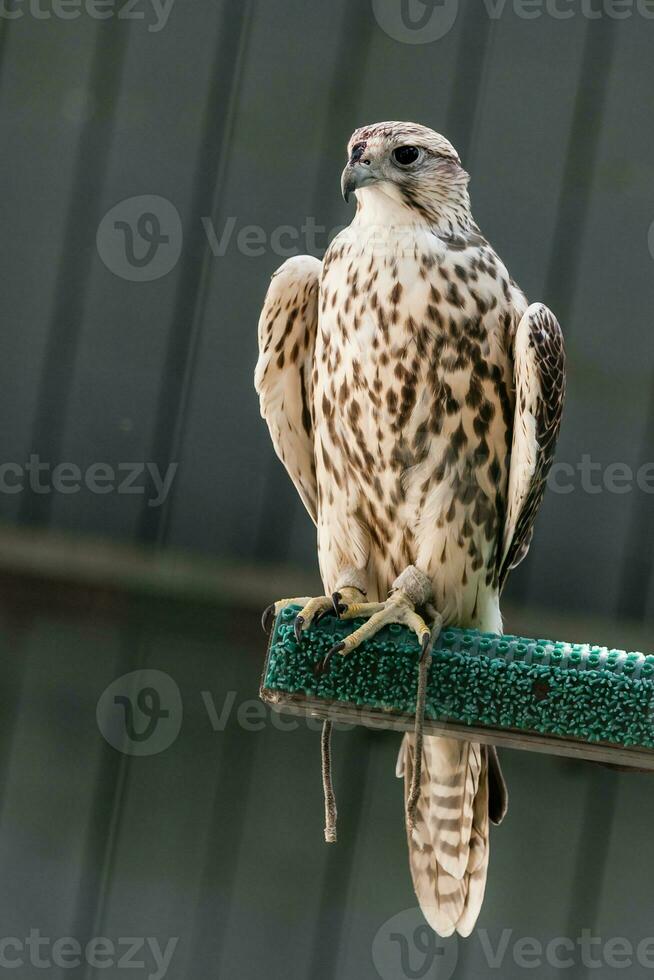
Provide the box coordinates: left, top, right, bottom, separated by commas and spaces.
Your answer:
397, 734, 507, 937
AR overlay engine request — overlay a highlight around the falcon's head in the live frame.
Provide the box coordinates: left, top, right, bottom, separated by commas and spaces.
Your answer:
341, 121, 471, 230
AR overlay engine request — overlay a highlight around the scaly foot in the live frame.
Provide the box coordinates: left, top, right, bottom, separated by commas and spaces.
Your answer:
320, 590, 432, 672
261, 588, 365, 642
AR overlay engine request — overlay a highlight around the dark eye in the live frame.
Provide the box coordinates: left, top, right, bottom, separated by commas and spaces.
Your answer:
392, 145, 420, 166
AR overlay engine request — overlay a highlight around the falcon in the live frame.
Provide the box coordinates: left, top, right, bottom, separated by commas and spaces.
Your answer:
255, 122, 565, 936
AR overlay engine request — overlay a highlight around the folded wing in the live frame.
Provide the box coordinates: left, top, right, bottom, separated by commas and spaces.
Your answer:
500, 303, 566, 589
255, 255, 321, 523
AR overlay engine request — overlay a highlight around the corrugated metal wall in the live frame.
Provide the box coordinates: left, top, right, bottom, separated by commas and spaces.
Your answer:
0, 575, 653, 980
1, 2, 654, 978
2, 1, 654, 621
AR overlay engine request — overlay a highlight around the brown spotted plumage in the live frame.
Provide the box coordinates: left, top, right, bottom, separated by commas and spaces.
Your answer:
255, 122, 565, 936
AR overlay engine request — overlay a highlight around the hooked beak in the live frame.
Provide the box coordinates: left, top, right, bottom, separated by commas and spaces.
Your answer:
341, 161, 378, 203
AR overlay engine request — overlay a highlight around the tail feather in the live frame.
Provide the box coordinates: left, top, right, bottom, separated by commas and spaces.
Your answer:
424, 739, 480, 880
457, 750, 491, 937
457, 858, 489, 937
466, 748, 489, 876
401, 733, 500, 937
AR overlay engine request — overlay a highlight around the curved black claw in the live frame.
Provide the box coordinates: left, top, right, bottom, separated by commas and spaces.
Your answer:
261, 603, 276, 634
420, 632, 432, 662
317, 640, 345, 675
294, 615, 305, 644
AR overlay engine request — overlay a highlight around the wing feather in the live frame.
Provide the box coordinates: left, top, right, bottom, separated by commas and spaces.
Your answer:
255, 256, 321, 523
499, 303, 566, 589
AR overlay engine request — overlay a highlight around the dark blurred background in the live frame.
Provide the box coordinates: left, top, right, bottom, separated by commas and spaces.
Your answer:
1, 1, 654, 977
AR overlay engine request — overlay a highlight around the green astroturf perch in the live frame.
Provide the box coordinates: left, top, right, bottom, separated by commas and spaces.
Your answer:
262, 605, 654, 765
